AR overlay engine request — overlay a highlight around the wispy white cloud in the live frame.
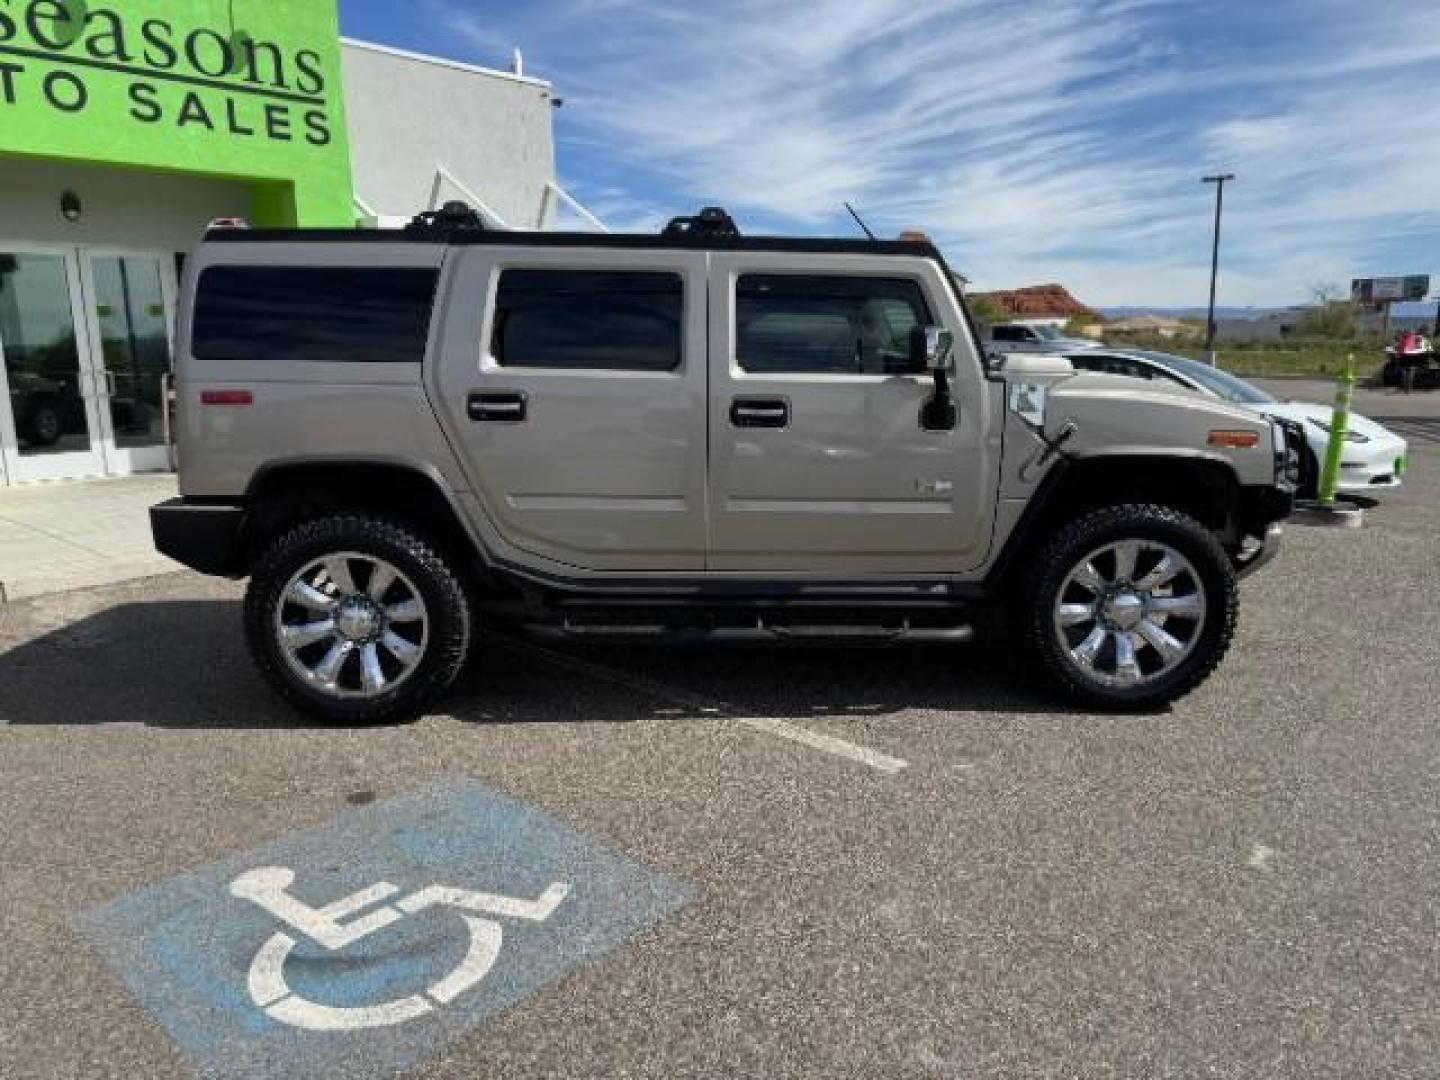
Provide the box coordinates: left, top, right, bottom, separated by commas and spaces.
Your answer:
425, 0, 1440, 306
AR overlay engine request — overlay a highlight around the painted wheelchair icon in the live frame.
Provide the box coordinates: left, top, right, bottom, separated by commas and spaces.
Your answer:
230, 867, 570, 1032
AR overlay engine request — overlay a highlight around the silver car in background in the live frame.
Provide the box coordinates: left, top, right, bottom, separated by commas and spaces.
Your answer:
988, 323, 1103, 354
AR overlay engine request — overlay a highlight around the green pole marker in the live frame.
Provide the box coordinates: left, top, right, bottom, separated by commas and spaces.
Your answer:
1317, 354, 1357, 506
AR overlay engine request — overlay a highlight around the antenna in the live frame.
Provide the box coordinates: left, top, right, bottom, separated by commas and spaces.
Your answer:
844, 202, 877, 241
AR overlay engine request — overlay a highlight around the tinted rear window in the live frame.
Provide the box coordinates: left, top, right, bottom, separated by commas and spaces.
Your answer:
193, 266, 438, 364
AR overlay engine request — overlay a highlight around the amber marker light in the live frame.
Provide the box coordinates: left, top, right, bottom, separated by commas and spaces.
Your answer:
1208, 430, 1260, 449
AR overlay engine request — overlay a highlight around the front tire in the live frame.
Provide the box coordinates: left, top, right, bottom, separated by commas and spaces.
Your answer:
244, 515, 471, 724
1024, 504, 1238, 711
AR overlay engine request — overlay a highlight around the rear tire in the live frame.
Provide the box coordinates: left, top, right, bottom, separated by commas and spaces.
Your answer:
244, 515, 471, 724
1024, 504, 1238, 711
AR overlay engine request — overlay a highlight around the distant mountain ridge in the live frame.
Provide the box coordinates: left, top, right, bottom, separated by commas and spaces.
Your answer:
982, 284, 1097, 319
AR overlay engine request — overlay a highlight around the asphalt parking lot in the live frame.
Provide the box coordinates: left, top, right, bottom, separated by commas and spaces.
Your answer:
2, 381, 1438, 1079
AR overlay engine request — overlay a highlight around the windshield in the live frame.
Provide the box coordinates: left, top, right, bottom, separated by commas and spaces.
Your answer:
1141, 353, 1277, 404
1033, 324, 1064, 340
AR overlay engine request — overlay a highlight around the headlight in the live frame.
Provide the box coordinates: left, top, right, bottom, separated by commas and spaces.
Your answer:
1306, 417, 1370, 444
1272, 420, 1302, 485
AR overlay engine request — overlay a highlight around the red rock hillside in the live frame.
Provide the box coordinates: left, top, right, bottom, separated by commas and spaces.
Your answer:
981, 284, 1098, 320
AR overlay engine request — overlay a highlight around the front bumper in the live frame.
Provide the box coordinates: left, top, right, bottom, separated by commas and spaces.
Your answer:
1230, 482, 1293, 581
1235, 523, 1283, 580
150, 498, 245, 577
1238, 482, 1296, 529
1334, 440, 1409, 493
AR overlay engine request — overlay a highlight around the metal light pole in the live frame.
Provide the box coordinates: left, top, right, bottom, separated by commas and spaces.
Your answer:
1202, 173, 1234, 366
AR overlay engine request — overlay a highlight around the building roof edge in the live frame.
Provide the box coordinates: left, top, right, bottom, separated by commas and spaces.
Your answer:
340, 37, 553, 91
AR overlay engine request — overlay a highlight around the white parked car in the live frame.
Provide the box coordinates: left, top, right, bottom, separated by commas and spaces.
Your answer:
1066, 350, 1409, 496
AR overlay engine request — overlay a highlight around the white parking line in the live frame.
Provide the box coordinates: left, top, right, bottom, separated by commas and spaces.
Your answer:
489, 635, 909, 776
735, 716, 908, 775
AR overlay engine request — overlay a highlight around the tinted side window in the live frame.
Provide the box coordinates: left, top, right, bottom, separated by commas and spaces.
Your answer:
1146, 366, 1192, 388
1076, 354, 1146, 378
492, 270, 682, 372
1099, 357, 1145, 378
991, 326, 1021, 342
193, 267, 438, 363
737, 275, 931, 375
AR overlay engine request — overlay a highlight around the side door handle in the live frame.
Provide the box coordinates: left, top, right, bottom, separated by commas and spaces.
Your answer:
467, 391, 528, 423
731, 398, 790, 429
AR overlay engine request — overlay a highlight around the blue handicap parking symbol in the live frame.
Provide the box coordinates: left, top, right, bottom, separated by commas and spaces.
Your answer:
77, 776, 690, 1079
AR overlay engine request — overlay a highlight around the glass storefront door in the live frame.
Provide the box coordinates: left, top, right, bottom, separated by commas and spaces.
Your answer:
80, 252, 178, 475
0, 248, 108, 483
0, 247, 177, 485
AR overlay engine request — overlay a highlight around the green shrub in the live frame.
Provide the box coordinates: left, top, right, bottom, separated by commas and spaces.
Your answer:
1101, 333, 1382, 378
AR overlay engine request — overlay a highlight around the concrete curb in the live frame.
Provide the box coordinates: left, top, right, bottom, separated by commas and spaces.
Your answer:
0, 561, 185, 604
1291, 501, 1365, 529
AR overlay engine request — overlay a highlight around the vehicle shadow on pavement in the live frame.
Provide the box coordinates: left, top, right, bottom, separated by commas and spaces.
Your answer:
0, 601, 1089, 730
449, 634, 1082, 724
0, 601, 296, 730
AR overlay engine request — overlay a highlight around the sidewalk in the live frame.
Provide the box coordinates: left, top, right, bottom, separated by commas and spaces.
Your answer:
0, 475, 181, 602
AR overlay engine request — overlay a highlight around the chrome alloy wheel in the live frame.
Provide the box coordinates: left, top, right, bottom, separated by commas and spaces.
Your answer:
275, 552, 430, 700
1052, 539, 1208, 688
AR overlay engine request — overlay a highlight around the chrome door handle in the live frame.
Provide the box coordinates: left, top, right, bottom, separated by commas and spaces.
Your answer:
467, 391, 528, 423
730, 398, 790, 429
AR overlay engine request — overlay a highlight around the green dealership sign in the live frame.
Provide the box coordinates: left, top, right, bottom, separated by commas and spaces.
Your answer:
0, 0, 354, 225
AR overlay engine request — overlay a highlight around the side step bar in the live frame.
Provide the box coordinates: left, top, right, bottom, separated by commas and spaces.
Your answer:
523, 620, 975, 646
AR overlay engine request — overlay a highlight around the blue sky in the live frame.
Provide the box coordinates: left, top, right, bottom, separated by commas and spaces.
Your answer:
339, 0, 1440, 308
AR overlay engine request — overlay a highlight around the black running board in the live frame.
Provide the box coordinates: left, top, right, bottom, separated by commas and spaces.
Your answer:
521, 619, 975, 646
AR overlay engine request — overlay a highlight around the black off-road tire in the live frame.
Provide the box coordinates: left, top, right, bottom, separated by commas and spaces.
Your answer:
1023, 504, 1238, 711
244, 515, 471, 725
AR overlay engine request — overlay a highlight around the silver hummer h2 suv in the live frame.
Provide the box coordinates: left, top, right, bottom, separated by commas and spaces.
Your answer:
151, 205, 1300, 724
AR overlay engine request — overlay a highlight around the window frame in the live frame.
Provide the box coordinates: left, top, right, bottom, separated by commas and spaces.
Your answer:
731, 271, 936, 379
485, 266, 687, 375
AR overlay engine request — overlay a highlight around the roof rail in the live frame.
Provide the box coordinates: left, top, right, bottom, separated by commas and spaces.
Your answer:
406, 200, 488, 234
661, 206, 741, 239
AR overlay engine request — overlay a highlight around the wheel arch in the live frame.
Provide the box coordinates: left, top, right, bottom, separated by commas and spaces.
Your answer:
986, 453, 1243, 596
239, 458, 488, 583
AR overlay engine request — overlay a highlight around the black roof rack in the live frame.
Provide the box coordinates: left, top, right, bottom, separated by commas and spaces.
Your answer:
661, 206, 741, 240
202, 202, 946, 265
405, 200, 488, 234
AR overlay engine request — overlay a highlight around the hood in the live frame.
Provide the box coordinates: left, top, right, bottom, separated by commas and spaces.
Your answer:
1249, 400, 1401, 443
1043, 372, 1278, 488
